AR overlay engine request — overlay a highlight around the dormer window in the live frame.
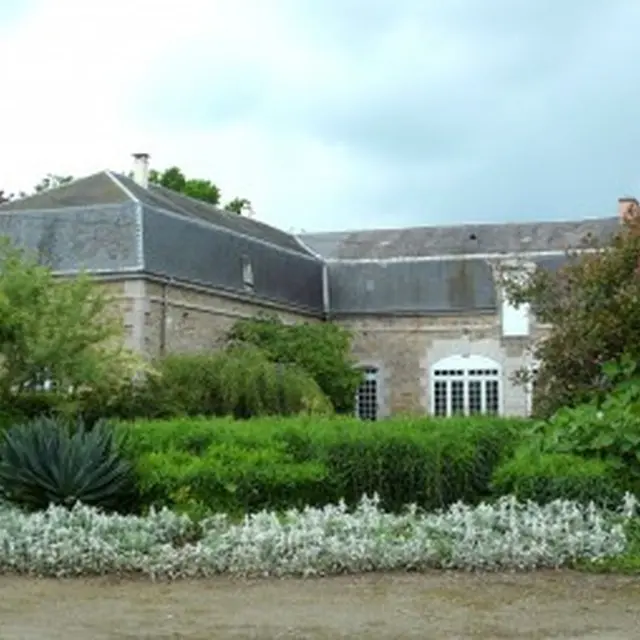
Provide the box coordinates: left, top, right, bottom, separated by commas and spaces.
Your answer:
242, 255, 254, 292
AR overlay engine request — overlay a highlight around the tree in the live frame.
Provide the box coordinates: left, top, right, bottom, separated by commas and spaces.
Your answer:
34, 174, 73, 193
0, 239, 144, 407
224, 197, 252, 215
149, 167, 221, 205
226, 314, 363, 413
504, 214, 640, 418
0, 191, 11, 205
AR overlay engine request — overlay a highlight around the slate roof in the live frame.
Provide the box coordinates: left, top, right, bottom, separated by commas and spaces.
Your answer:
111, 174, 312, 256
0, 171, 324, 314
328, 259, 497, 315
0, 201, 141, 273
298, 217, 620, 260
0, 169, 621, 317
142, 206, 323, 312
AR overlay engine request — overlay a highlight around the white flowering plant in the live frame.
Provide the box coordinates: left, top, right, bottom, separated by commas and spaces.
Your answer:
0, 492, 637, 580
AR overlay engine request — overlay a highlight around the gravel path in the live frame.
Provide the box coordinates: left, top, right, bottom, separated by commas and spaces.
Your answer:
0, 571, 638, 639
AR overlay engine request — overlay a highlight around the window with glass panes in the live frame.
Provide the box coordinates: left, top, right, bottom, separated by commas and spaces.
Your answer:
431, 355, 501, 417
356, 367, 378, 420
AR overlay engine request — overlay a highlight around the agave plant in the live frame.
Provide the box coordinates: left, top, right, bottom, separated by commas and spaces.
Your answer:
0, 416, 137, 512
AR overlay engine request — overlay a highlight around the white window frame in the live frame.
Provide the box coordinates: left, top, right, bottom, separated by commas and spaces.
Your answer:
355, 366, 379, 421
430, 354, 502, 417
500, 260, 532, 337
525, 359, 540, 417
241, 255, 254, 291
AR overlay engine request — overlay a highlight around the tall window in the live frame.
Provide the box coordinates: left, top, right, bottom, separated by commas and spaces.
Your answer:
500, 260, 532, 337
525, 362, 540, 417
431, 355, 501, 417
356, 366, 378, 420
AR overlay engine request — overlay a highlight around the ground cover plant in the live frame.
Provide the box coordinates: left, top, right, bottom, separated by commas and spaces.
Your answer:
0, 493, 636, 579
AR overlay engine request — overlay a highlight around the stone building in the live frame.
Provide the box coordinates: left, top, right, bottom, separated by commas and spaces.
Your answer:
0, 154, 625, 419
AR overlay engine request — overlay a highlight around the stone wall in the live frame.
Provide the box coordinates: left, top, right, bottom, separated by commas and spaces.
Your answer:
98, 278, 546, 418
137, 279, 319, 358
339, 313, 544, 418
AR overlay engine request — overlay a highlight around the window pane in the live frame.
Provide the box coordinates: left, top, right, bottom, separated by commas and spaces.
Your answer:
434, 380, 447, 417
356, 368, 378, 420
485, 380, 499, 415
468, 380, 482, 415
451, 380, 464, 415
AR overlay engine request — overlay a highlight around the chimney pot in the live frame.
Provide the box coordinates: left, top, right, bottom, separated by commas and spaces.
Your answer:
132, 153, 150, 189
618, 196, 639, 221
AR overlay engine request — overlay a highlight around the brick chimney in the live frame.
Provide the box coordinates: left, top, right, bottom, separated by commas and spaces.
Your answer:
618, 196, 640, 222
132, 153, 150, 189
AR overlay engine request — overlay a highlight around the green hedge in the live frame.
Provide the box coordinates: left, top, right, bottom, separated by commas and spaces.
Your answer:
490, 449, 625, 508
118, 415, 524, 516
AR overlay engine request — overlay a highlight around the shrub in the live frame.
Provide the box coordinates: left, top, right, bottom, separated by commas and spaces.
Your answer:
122, 346, 333, 421
135, 442, 328, 518
119, 415, 523, 515
491, 449, 624, 507
227, 315, 363, 412
528, 378, 640, 492
0, 416, 137, 513
0, 494, 634, 578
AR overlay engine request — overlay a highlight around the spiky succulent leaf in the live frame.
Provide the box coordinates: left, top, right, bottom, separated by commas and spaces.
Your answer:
0, 416, 136, 512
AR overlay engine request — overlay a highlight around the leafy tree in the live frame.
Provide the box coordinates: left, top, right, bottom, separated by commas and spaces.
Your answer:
0, 238, 145, 410
224, 197, 252, 215
34, 174, 73, 193
227, 315, 363, 413
504, 214, 640, 417
149, 167, 221, 205
1, 175, 73, 205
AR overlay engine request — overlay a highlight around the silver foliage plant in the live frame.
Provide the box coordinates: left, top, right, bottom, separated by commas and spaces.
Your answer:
0, 494, 637, 579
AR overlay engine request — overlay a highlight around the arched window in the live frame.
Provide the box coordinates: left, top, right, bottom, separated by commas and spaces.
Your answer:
430, 355, 501, 417
355, 366, 378, 421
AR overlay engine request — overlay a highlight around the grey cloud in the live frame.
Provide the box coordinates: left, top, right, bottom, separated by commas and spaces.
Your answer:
139, 0, 640, 231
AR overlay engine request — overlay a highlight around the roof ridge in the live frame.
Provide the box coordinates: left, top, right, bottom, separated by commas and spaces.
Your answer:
105, 171, 140, 203
300, 214, 619, 237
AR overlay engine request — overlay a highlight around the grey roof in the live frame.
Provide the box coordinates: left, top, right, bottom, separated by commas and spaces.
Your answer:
0, 202, 141, 272
111, 174, 313, 256
0, 173, 131, 211
0, 171, 324, 313
299, 217, 620, 260
328, 259, 497, 315
0, 169, 620, 318
142, 206, 324, 313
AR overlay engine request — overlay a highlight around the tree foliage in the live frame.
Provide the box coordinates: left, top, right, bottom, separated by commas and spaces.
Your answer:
148, 166, 251, 213
149, 167, 221, 205
224, 197, 252, 215
0, 239, 144, 411
34, 174, 73, 193
226, 315, 363, 413
504, 214, 640, 417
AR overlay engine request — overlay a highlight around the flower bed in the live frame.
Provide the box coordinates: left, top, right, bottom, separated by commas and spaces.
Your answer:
0, 494, 636, 580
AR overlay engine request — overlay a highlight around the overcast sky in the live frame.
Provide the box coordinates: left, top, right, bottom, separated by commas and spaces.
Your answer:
1, 0, 639, 232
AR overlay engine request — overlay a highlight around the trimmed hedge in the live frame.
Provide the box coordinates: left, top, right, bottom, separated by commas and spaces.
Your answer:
118, 415, 524, 516
491, 449, 625, 508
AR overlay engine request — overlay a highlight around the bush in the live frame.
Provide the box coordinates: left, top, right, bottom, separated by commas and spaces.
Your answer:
0, 494, 634, 578
119, 415, 524, 515
491, 449, 624, 507
104, 346, 333, 422
0, 416, 137, 513
135, 443, 328, 518
227, 315, 363, 412
527, 379, 640, 493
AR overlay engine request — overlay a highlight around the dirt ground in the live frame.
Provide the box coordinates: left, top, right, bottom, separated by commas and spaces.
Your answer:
0, 571, 638, 639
